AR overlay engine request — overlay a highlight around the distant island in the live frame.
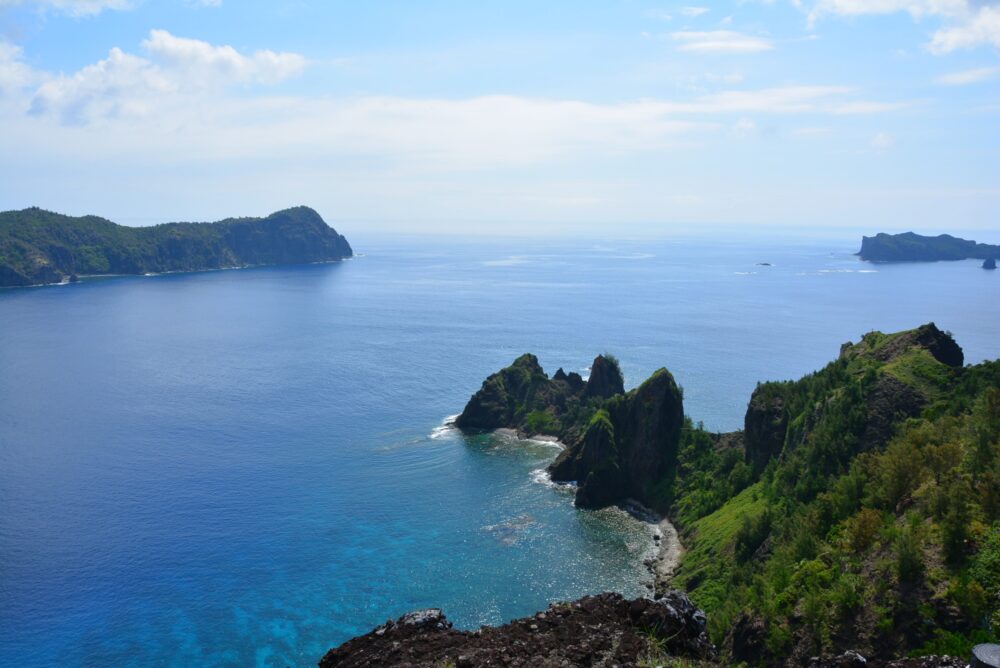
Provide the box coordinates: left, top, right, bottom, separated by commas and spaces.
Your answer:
858, 231, 1000, 263
0, 206, 352, 288
347, 323, 1000, 667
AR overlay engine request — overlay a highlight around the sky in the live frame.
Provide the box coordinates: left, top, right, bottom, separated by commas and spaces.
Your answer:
0, 0, 998, 236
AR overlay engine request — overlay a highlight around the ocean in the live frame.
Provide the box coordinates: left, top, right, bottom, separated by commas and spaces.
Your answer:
1, 233, 997, 666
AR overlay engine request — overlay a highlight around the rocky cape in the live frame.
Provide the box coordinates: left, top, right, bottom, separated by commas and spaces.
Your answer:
858, 231, 1000, 263
455, 353, 682, 510
438, 323, 1000, 665
0, 206, 352, 287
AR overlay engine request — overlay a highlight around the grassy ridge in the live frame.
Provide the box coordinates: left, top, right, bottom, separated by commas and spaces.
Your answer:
664, 327, 1000, 663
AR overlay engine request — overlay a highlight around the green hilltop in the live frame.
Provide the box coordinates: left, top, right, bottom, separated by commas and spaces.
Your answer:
0, 206, 352, 287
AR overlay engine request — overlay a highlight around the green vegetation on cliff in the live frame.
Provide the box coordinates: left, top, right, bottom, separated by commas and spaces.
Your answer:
668, 325, 1000, 664
456, 353, 684, 510
457, 324, 1000, 664
0, 206, 352, 287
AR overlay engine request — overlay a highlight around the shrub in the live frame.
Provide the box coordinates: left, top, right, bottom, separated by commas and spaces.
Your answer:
846, 508, 883, 553
734, 509, 773, 563
895, 524, 923, 583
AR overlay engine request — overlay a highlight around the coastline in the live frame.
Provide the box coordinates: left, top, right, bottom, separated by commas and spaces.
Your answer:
465, 426, 685, 597
0, 258, 353, 291
620, 499, 685, 595
653, 517, 684, 593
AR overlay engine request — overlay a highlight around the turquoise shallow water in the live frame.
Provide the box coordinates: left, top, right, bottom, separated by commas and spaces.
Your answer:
1, 235, 998, 666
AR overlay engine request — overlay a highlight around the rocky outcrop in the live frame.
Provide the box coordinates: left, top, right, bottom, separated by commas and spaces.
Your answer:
317, 594, 977, 668
744, 324, 964, 474
744, 386, 788, 475
318, 591, 715, 668
985, 258, 998, 270
807, 651, 967, 668
454, 354, 556, 431
549, 368, 684, 509
860, 374, 927, 449
457, 355, 682, 510
841, 323, 964, 368
858, 231, 1000, 262
455, 354, 624, 445
0, 206, 352, 287
584, 355, 625, 399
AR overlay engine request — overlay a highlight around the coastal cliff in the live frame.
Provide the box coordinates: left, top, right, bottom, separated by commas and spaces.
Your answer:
858, 232, 1000, 263
455, 354, 683, 510
0, 206, 352, 287
441, 324, 1000, 665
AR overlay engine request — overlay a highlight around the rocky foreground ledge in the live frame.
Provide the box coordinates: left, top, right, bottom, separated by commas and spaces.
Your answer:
319, 591, 715, 667
318, 591, 980, 667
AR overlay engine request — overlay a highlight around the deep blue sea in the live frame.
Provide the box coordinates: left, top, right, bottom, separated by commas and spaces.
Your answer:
1, 234, 998, 666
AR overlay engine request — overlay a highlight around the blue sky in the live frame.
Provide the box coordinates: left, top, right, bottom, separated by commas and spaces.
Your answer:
0, 0, 998, 235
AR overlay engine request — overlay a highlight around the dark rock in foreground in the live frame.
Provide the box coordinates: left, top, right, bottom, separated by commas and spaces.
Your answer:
0, 205, 352, 287
319, 591, 715, 668
808, 651, 967, 667
858, 231, 1000, 263
318, 592, 974, 667
985, 258, 997, 270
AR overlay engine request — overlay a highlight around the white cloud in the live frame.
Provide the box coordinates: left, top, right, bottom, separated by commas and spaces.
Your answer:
0, 41, 39, 95
872, 131, 895, 150
680, 6, 710, 17
936, 65, 1000, 84
30, 47, 168, 122
29, 30, 307, 123
9, 84, 905, 174
929, 6, 1000, 52
808, 0, 967, 24
670, 30, 775, 53
808, 0, 1000, 54
0, 0, 132, 16
142, 30, 307, 85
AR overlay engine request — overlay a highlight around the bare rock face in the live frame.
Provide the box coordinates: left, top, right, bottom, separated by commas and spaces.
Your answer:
456, 354, 680, 510
318, 591, 715, 668
860, 373, 926, 450
584, 355, 625, 399
854, 323, 964, 368
744, 387, 788, 475
549, 368, 684, 510
454, 354, 553, 431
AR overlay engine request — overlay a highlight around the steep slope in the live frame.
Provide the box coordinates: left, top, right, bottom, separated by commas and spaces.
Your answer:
668, 324, 1000, 664
0, 206, 352, 287
456, 354, 684, 510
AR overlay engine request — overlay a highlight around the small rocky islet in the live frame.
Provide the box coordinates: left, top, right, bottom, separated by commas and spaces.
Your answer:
324, 324, 1000, 667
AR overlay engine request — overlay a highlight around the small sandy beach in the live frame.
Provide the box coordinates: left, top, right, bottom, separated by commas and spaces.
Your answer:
652, 517, 684, 594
